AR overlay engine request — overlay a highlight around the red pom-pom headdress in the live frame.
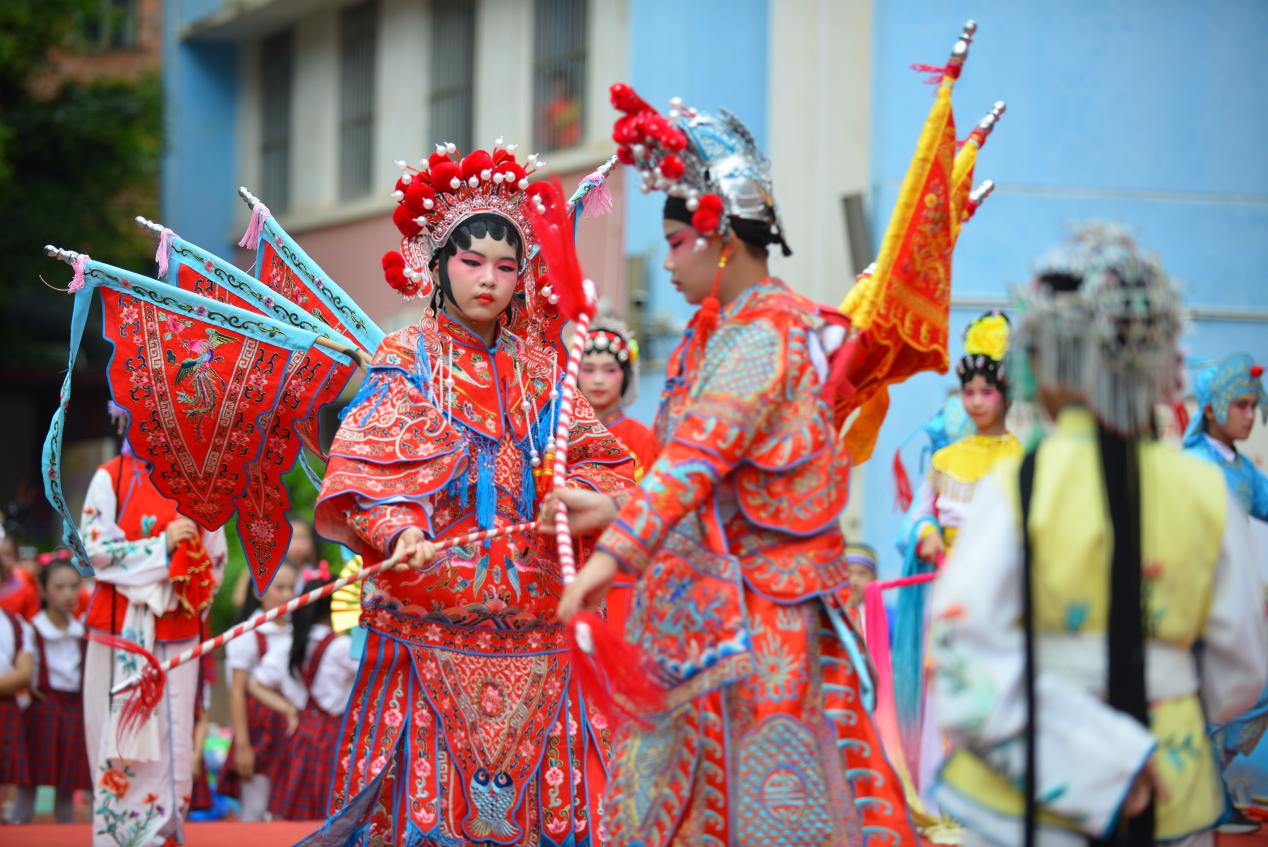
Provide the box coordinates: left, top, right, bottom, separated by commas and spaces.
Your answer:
609, 83, 789, 254
381, 139, 548, 304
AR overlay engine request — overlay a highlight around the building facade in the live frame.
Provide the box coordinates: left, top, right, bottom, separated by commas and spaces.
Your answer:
166, 0, 630, 334
162, 0, 1268, 561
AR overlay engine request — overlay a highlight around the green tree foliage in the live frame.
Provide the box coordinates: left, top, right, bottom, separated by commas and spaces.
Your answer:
0, 0, 162, 369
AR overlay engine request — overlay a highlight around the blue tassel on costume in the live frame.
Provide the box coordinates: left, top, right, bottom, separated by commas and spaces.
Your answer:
475, 437, 496, 530
519, 444, 536, 522
340, 374, 390, 423
891, 539, 934, 762
444, 452, 469, 509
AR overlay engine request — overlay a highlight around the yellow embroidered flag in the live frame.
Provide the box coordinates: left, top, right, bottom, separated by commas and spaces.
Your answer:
835, 22, 1001, 464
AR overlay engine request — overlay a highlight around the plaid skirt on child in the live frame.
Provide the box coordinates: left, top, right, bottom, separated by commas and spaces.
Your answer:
0, 696, 29, 784
269, 702, 342, 820
216, 694, 288, 797
23, 689, 91, 791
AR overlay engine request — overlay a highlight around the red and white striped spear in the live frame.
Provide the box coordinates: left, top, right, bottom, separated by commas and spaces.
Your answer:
102, 520, 537, 733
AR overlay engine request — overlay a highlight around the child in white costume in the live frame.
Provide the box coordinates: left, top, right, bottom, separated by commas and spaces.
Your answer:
929, 225, 1268, 847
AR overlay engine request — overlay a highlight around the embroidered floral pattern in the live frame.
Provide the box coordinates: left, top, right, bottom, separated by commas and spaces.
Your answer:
94, 764, 164, 847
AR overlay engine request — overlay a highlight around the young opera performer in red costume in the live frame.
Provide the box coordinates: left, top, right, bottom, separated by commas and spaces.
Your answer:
79, 403, 225, 846
549, 84, 918, 847
302, 140, 633, 846
578, 315, 657, 477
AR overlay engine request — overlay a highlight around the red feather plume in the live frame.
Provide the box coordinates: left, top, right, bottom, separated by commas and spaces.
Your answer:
566, 611, 662, 726
89, 632, 167, 746
525, 178, 589, 322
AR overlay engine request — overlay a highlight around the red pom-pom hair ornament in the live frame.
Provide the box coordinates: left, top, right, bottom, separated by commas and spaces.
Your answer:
1253, 364, 1264, 378
460, 150, 495, 186
430, 160, 462, 194
392, 204, 422, 238
612, 115, 639, 145
610, 83, 653, 115
496, 161, 528, 191
659, 154, 685, 180
403, 182, 434, 214
691, 193, 724, 235
381, 250, 419, 297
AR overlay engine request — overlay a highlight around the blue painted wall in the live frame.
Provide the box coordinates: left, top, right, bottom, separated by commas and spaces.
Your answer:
864, 1, 1268, 578
624, 0, 769, 424
161, 1, 239, 258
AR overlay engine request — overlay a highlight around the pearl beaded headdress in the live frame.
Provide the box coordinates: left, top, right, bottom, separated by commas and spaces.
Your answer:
379, 140, 547, 305
1014, 223, 1183, 436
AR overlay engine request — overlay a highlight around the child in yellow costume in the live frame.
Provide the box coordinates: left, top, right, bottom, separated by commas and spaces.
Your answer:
929, 225, 1268, 846
891, 311, 1022, 842
911, 310, 1022, 563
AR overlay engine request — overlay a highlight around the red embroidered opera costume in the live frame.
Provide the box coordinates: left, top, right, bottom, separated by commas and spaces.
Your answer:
558, 84, 918, 847
309, 141, 633, 846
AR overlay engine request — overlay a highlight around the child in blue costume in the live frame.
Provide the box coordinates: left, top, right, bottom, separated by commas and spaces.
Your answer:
1184, 352, 1268, 834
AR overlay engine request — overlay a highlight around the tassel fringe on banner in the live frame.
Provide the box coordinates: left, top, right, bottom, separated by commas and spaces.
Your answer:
238, 201, 271, 250
154, 228, 173, 278
67, 253, 90, 293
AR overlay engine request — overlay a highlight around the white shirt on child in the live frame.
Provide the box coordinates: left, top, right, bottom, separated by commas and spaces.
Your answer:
225, 618, 293, 695
30, 610, 84, 692
255, 624, 358, 714
0, 612, 32, 676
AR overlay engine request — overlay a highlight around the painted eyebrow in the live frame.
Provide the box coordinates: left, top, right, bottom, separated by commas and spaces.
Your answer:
457, 249, 515, 263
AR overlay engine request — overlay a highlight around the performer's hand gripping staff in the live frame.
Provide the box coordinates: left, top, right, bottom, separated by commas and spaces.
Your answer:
526, 179, 662, 723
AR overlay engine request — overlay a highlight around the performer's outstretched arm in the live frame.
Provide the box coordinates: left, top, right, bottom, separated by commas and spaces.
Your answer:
595, 318, 786, 575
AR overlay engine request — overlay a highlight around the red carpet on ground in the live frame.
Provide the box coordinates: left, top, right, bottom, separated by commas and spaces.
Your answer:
2, 820, 321, 846
3, 822, 1268, 846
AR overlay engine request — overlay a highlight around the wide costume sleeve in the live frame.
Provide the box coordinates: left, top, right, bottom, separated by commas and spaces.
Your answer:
902, 473, 940, 552
1248, 458, 1268, 523
1197, 501, 1268, 723
928, 472, 1157, 839
315, 332, 468, 558
79, 467, 169, 594
595, 315, 786, 574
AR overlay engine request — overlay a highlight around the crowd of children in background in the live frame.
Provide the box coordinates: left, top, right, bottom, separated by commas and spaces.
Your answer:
0, 516, 358, 825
